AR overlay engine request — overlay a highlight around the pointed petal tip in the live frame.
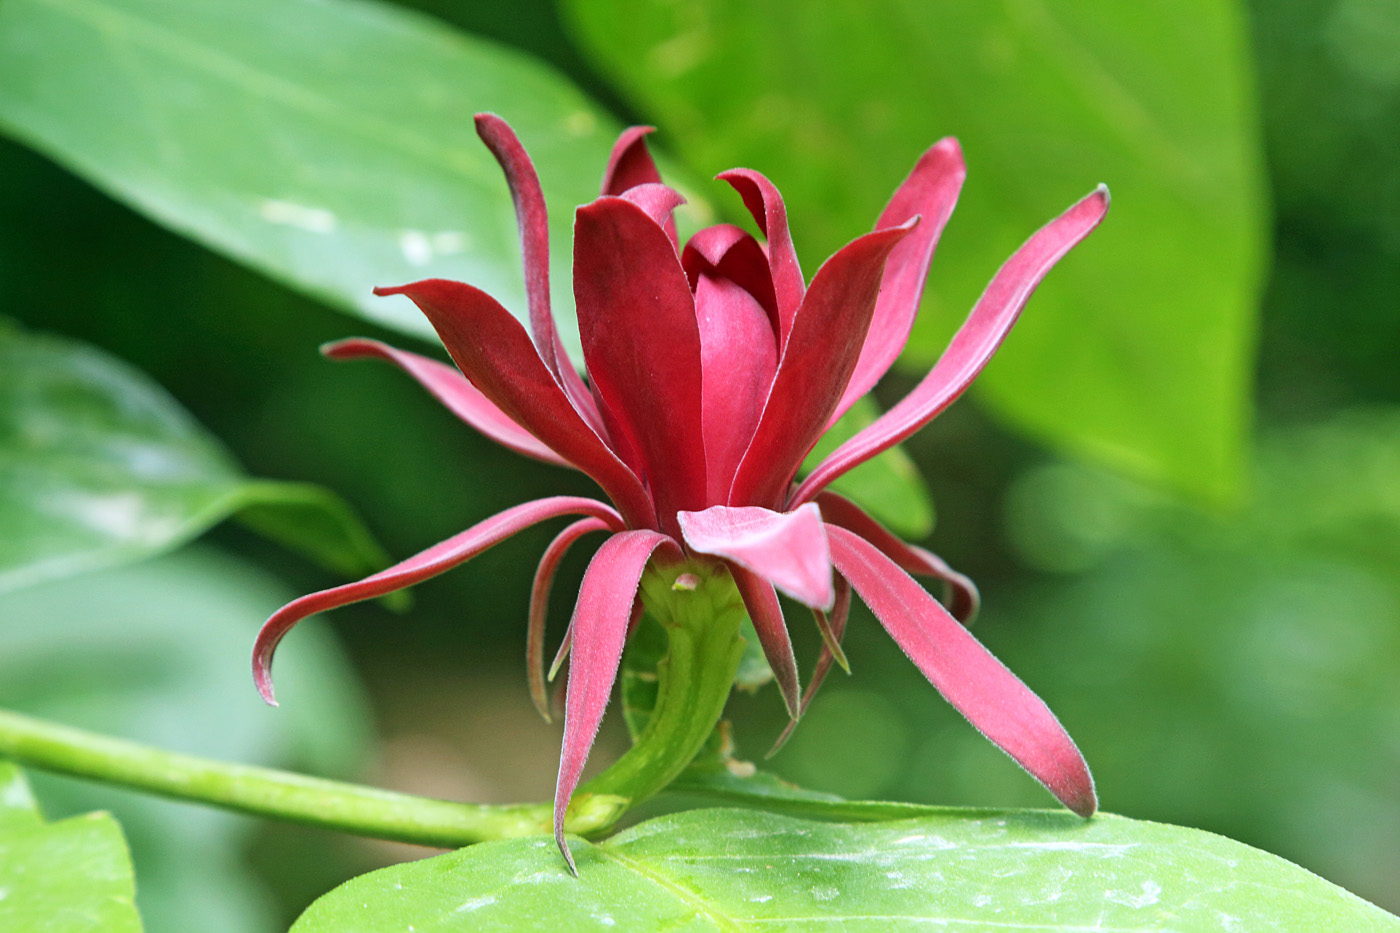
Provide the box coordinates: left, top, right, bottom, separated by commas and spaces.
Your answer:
556, 829, 579, 877
1093, 183, 1111, 209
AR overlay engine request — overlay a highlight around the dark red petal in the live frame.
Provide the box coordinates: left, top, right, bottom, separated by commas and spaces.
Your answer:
718, 169, 805, 346
555, 530, 681, 873
322, 338, 569, 468
795, 187, 1110, 506
253, 496, 623, 705
831, 138, 966, 426
374, 279, 656, 530
828, 525, 1096, 818
619, 183, 687, 239
729, 221, 917, 510
528, 517, 611, 721
601, 126, 677, 247
731, 566, 801, 719
473, 114, 598, 424
575, 197, 707, 530
677, 504, 833, 611
815, 491, 979, 624
768, 575, 851, 756
681, 224, 780, 325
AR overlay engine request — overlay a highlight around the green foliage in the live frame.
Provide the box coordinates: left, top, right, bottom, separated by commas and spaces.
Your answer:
0, 761, 143, 933
291, 807, 1396, 931
563, 0, 1267, 504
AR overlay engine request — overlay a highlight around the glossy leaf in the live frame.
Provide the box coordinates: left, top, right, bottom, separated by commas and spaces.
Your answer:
0, 324, 388, 593
0, 761, 143, 933
291, 807, 1397, 931
564, 0, 1266, 503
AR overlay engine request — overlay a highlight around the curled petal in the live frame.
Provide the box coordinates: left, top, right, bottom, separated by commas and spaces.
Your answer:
601, 125, 677, 245
619, 183, 686, 241
322, 338, 568, 468
555, 530, 681, 874
253, 496, 623, 705
678, 503, 833, 611
681, 224, 780, 323
528, 517, 611, 721
768, 575, 852, 756
730, 566, 801, 719
718, 169, 805, 345
828, 525, 1096, 818
795, 186, 1110, 506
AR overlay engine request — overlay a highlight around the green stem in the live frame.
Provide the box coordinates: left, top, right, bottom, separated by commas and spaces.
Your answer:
0, 707, 626, 847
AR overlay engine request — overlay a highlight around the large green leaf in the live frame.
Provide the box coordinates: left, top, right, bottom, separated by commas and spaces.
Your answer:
291, 807, 1395, 931
0, 323, 388, 592
0, 761, 143, 933
564, 0, 1267, 503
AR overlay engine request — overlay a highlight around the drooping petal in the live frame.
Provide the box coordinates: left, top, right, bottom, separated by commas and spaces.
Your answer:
830, 138, 967, 426
528, 517, 611, 721
253, 496, 623, 705
373, 279, 655, 530
473, 114, 598, 425
322, 338, 568, 468
677, 503, 833, 610
730, 566, 801, 718
601, 125, 677, 246
768, 575, 852, 756
815, 491, 979, 624
718, 169, 805, 345
575, 196, 707, 531
729, 220, 917, 510
828, 525, 1096, 818
555, 529, 681, 874
794, 186, 1110, 506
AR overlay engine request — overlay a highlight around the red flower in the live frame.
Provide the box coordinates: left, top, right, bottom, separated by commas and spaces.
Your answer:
253, 114, 1108, 869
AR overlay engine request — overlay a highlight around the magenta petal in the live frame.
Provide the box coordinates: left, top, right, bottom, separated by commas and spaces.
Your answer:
681, 225, 780, 325
730, 566, 801, 718
795, 187, 1110, 505
374, 279, 655, 530
253, 496, 623, 705
575, 197, 707, 529
528, 517, 611, 721
322, 338, 569, 469
831, 138, 966, 426
828, 525, 1096, 818
678, 503, 834, 610
620, 183, 686, 240
555, 529, 680, 873
601, 125, 677, 246
729, 220, 917, 510
718, 169, 805, 346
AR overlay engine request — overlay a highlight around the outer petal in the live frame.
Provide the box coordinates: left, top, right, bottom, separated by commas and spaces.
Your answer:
768, 575, 851, 756
555, 529, 681, 873
730, 566, 801, 718
601, 125, 677, 246
373, 279, 655, 530
528, 517, 611, 721
795, 187, 1110, 506
718, 169, 805, 345
253, 496, 623, 704
828, 525, 1096, 818
831, 138, 967, 426
729, 220, 917, 510
322, 338, 569, 468
575, 196, 707, 530
677, 503, 833, 611
815, 491, 979, 624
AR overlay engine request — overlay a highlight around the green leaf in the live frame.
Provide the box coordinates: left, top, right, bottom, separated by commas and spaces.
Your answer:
291, 807, 1396, 931
564, 0, 1267, 504
0, 323, 389, 593
0, 761, 143, 933
0, 0, 705, 355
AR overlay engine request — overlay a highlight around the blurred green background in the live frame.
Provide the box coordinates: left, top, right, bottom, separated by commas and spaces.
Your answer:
1, 0, 1397, 928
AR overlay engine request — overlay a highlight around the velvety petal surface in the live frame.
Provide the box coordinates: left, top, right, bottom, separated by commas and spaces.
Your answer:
322, 338, 568, 468
795, 187, 1110, 506
718, 169, 805, 346
619, 182, 687, 238
828, 525, 1096, 818
527, 517, 611, 720
601, 125, 677, 245
730, 565, 801, 718
831, 138, 966, 426
555, 529, 680, 873
253, 496, 623, 704
678, 503, 833, 610
374, 278, 655, 529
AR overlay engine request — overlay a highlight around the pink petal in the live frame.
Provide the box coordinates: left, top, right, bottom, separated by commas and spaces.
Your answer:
677, 503, 834, 610
528, 517, 611, 721
815, 491, 979, 624
768, 575, 852, 756
828, 525, 1096, 818
373, 279, 656, 530
575, 196, 707, 530
681, 224, 780, 326
322, 338, 569, 468
729, 220, 917, 510
601, 125, 677, 245
473, 114, 599, 424
730, 566, 801, 718
830, 138, 967, 426
253, 496, 623, 705
795, 186, 1110, 506
555, 529, 681, 873
717, 169, 805, 346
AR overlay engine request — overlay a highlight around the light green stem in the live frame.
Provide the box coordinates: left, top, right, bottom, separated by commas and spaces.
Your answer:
0, 707, 626, 847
